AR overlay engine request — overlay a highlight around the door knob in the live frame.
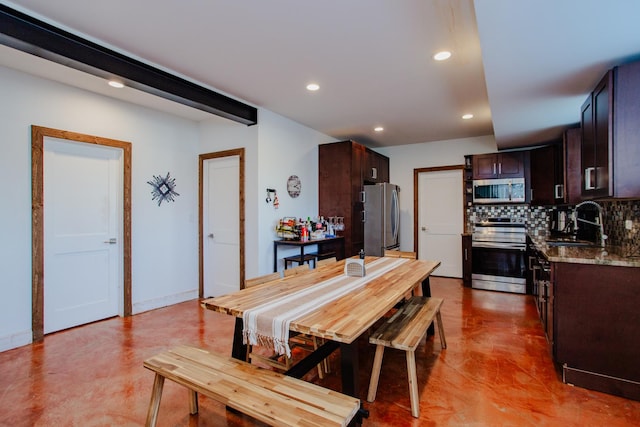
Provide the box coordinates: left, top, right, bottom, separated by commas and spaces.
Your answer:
208, 233, 214, 238
421, 226, 428, 231
104, 238, 117, 244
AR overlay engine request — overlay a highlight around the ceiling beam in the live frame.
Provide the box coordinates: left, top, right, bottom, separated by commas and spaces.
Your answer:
0, 4, 258, 126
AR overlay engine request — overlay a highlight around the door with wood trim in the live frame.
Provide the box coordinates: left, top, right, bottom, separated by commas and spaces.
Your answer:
200, 149, 245, 298
417, 169, 463, 278
32, 126, 132, 342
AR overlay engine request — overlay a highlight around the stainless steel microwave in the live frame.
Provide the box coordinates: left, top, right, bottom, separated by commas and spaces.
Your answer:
473, 178, 526, 204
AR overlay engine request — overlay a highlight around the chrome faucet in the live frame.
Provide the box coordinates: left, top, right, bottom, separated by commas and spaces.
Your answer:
572, 200, 607, 247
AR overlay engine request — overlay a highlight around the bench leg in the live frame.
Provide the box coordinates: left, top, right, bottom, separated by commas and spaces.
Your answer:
436, 310, 447, 349
366, 345, 385, 402
406, 350, 420, 418
189, 390, 199, 415
145, 373, 165, 427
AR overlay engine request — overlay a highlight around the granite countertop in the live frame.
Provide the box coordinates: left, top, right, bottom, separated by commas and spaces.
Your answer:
529, 233, 640, 267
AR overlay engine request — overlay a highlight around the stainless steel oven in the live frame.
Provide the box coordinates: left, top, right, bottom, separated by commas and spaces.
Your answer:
472, 217, 527, 294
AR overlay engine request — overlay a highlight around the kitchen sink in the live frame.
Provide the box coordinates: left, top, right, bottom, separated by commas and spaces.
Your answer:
545, 238, 599, 247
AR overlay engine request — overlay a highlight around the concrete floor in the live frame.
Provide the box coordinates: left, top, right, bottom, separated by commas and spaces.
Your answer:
1, 277, 638, 426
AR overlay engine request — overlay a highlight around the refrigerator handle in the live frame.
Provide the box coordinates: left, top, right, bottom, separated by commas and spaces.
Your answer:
362, 210, 366, 223
392, 188, 399, 242
360, 190, 366, 203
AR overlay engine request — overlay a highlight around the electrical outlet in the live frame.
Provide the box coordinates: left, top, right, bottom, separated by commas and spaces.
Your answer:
625, 219, 633, 230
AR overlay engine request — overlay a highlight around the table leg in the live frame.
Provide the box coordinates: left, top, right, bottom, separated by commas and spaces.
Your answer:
273, 242, 278, 272
340, 342, 360, 397
231, 317, 247, 361
422, 277, 435, 337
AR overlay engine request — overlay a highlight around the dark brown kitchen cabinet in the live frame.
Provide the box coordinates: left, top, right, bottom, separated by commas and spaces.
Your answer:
562, 127, 582, 205
473, 152, 525, 179
462, 234, 472, 287
319, 140, 389, 257
581, 60, 640, 199
363, 148, 389, 184
529, 143, 562, 205
553, 262, 640, 400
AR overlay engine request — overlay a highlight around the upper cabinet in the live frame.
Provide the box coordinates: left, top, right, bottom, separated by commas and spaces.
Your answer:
528, 129, 582, 207
581, 61, 640, 199
363, 148, 389, 184
473, 152, 525, 179
529, 143, 562, 206
562, 127, 582, 205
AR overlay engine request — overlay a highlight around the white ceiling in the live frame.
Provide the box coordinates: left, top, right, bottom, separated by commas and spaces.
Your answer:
2, 0, 640, 149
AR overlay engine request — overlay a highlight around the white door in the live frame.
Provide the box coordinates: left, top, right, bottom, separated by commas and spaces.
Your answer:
203, 155, 240, 297
44, 137, 121, 334
418, 169, 463, 278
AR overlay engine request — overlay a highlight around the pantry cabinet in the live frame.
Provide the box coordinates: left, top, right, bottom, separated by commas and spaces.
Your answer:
319, 140, 389, 257
581, 61, 640, 199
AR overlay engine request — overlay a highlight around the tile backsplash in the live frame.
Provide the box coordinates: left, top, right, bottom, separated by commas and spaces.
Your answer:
467, 200, 640, 254
602, 200, 640, 256
466, 204, 548, 235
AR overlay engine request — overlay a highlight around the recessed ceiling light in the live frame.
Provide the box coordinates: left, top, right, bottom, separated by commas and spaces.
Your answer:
374, 126, 384, 132
462, 113, 474, 120
433, 51, 452, 61
306, 83, 320, 91
108, 80, 125, 88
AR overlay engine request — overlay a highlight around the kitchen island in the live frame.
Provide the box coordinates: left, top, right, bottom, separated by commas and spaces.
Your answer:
530, 234, 640, 401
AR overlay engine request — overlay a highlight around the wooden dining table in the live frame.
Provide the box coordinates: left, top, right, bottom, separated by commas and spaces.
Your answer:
201, 256, 441, 399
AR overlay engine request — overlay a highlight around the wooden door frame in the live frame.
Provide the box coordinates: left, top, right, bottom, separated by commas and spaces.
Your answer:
31, 125, 132, 342
198, 149, 245, 298
413, 165, 464, 258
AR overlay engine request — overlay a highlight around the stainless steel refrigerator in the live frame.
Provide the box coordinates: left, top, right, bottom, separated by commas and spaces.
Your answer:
364, 183, 400, 256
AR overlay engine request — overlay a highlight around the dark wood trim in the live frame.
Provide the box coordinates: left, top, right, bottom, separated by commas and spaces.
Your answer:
413, 165, 464, 258
1, 4, 257, 126
31, 126, 132, 342
198, 149, 245, 297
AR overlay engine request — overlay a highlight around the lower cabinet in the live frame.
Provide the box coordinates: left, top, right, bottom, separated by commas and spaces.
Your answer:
553, 262, 640, 400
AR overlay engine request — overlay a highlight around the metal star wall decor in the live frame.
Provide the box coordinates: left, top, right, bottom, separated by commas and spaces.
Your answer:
147, 172, 180, 206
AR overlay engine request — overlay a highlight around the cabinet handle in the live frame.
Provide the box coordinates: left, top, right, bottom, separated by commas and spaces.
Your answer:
493, 163, 497, 175
554, 184, 564, 199
498, 163, 502, 175
464, 248, 468, 261
530, 189, 534, 201
371, 167, 377, 180
585, 167, 596, 190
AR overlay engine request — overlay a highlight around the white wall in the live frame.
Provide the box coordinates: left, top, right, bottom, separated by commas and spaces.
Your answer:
0, 65, 201, 351
377, 135, 497, 251
256, 109, 336, 274
199, 109, 336, 277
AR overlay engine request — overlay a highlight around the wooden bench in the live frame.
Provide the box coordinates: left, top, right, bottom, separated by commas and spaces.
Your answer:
367, 296, 446, 418
143, 345, 360, 427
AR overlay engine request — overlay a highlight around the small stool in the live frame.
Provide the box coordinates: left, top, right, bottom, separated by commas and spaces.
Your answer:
312, 251, 336, 261
284, 254, 316, 269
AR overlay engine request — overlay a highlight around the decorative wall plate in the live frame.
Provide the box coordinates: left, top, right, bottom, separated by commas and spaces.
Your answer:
287, 175, 301, 198
147, 172, 180, 206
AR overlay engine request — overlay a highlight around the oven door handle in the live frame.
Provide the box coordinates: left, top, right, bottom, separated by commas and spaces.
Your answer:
472, 241, 526, 250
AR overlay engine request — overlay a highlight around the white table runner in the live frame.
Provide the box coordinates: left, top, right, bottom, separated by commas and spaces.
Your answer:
243, 257, 408, 357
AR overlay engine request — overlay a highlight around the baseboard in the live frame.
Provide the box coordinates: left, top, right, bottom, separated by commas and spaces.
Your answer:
563, 364, 640, 401
0, 329, 32, 352
132, 290, 199, 315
